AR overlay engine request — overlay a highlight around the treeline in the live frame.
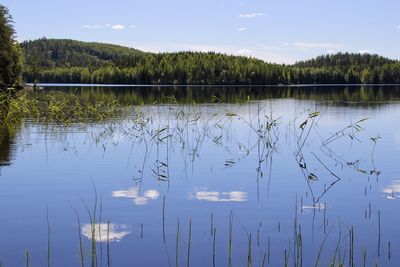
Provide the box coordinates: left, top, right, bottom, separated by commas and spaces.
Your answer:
21, 39, 400, 85
22, 44, 289, 84
293, 53, 400, 84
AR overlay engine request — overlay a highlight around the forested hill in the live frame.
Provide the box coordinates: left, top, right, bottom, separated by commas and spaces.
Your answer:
21, 39, 144, 68
292, 53, 400, 84
21, 38, 400, 85
294, 53, 395, 69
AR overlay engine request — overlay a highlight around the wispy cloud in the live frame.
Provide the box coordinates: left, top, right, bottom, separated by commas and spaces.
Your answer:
112, 24, 125, 30
237, 49, 252, 54
81, 24, 128, 30
358, 49, 371, 54
238, 13, 265, 19
289, 42, 342, 49
81, 24, 104, 29
237, 27, 247, 32
129, 25, 137, 29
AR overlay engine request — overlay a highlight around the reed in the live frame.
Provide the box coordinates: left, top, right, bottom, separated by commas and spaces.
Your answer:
247, 234, 252, 267
212, 228, 216, 267
378, 210, 381, 257
0, 90, 126, 125
176, 218, 180, 267
163, 196, 166, 243
46, 205, 51, 267
187, 219, 192, 267
228, 211, 234, 267
70, 202, 85, 267
107, 221, 111, 267
25, 251, 30, 267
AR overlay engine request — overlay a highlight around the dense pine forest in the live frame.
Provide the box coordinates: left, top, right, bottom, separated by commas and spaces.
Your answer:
21, 39, 288, 85
20, 39, 400, 85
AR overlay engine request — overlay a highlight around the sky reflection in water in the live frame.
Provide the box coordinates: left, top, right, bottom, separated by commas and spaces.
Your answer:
0, 86, 399, 266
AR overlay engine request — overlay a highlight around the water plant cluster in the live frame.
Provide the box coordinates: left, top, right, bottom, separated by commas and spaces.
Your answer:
0, 90, 124, 126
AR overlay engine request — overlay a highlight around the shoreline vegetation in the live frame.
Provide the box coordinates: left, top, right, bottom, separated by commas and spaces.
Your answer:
0, 90, 125, 126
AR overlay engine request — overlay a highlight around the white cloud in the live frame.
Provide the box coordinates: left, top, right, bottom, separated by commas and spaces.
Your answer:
112, 24, 125, 30
81, 24, 126, 30
81, 24, 103, 29
327, 49, 336, 54
237, 49, 252, 54
129, 25, 137, 29
238, 13, 265, 19
291, 42, 342, 49
237, 27, 247, 32
358, 49, 371, 54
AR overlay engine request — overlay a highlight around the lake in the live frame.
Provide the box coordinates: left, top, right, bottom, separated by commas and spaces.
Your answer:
0, 85, 400, 266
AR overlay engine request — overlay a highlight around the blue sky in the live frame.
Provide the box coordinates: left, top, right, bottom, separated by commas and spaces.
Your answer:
3, 0, 400, 64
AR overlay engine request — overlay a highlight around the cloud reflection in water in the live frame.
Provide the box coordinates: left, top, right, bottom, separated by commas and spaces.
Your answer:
82, 223, 131, 242
189, 189, 247, 202
112, 188, 160, 205
383, 180, 400, 200
302, 203, 326, 212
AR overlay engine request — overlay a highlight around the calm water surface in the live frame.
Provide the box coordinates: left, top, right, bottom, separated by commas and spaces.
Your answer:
0, 85, 400, 266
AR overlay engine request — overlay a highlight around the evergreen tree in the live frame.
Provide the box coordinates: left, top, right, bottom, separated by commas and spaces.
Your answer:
0, 5, 23, 90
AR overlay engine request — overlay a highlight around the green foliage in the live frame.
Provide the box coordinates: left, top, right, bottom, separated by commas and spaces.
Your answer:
21, 39, 290, 85
21, 38, 143, 69
0, 91, 124, 125
21, 39, 400, 85
293, 53, 400, 84
0, 5, 23, 89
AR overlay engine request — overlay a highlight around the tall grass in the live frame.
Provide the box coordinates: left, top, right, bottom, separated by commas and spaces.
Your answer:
0, 90, 125, 126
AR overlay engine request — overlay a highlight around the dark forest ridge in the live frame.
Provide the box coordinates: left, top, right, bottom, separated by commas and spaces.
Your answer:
21, 38, 400, 85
